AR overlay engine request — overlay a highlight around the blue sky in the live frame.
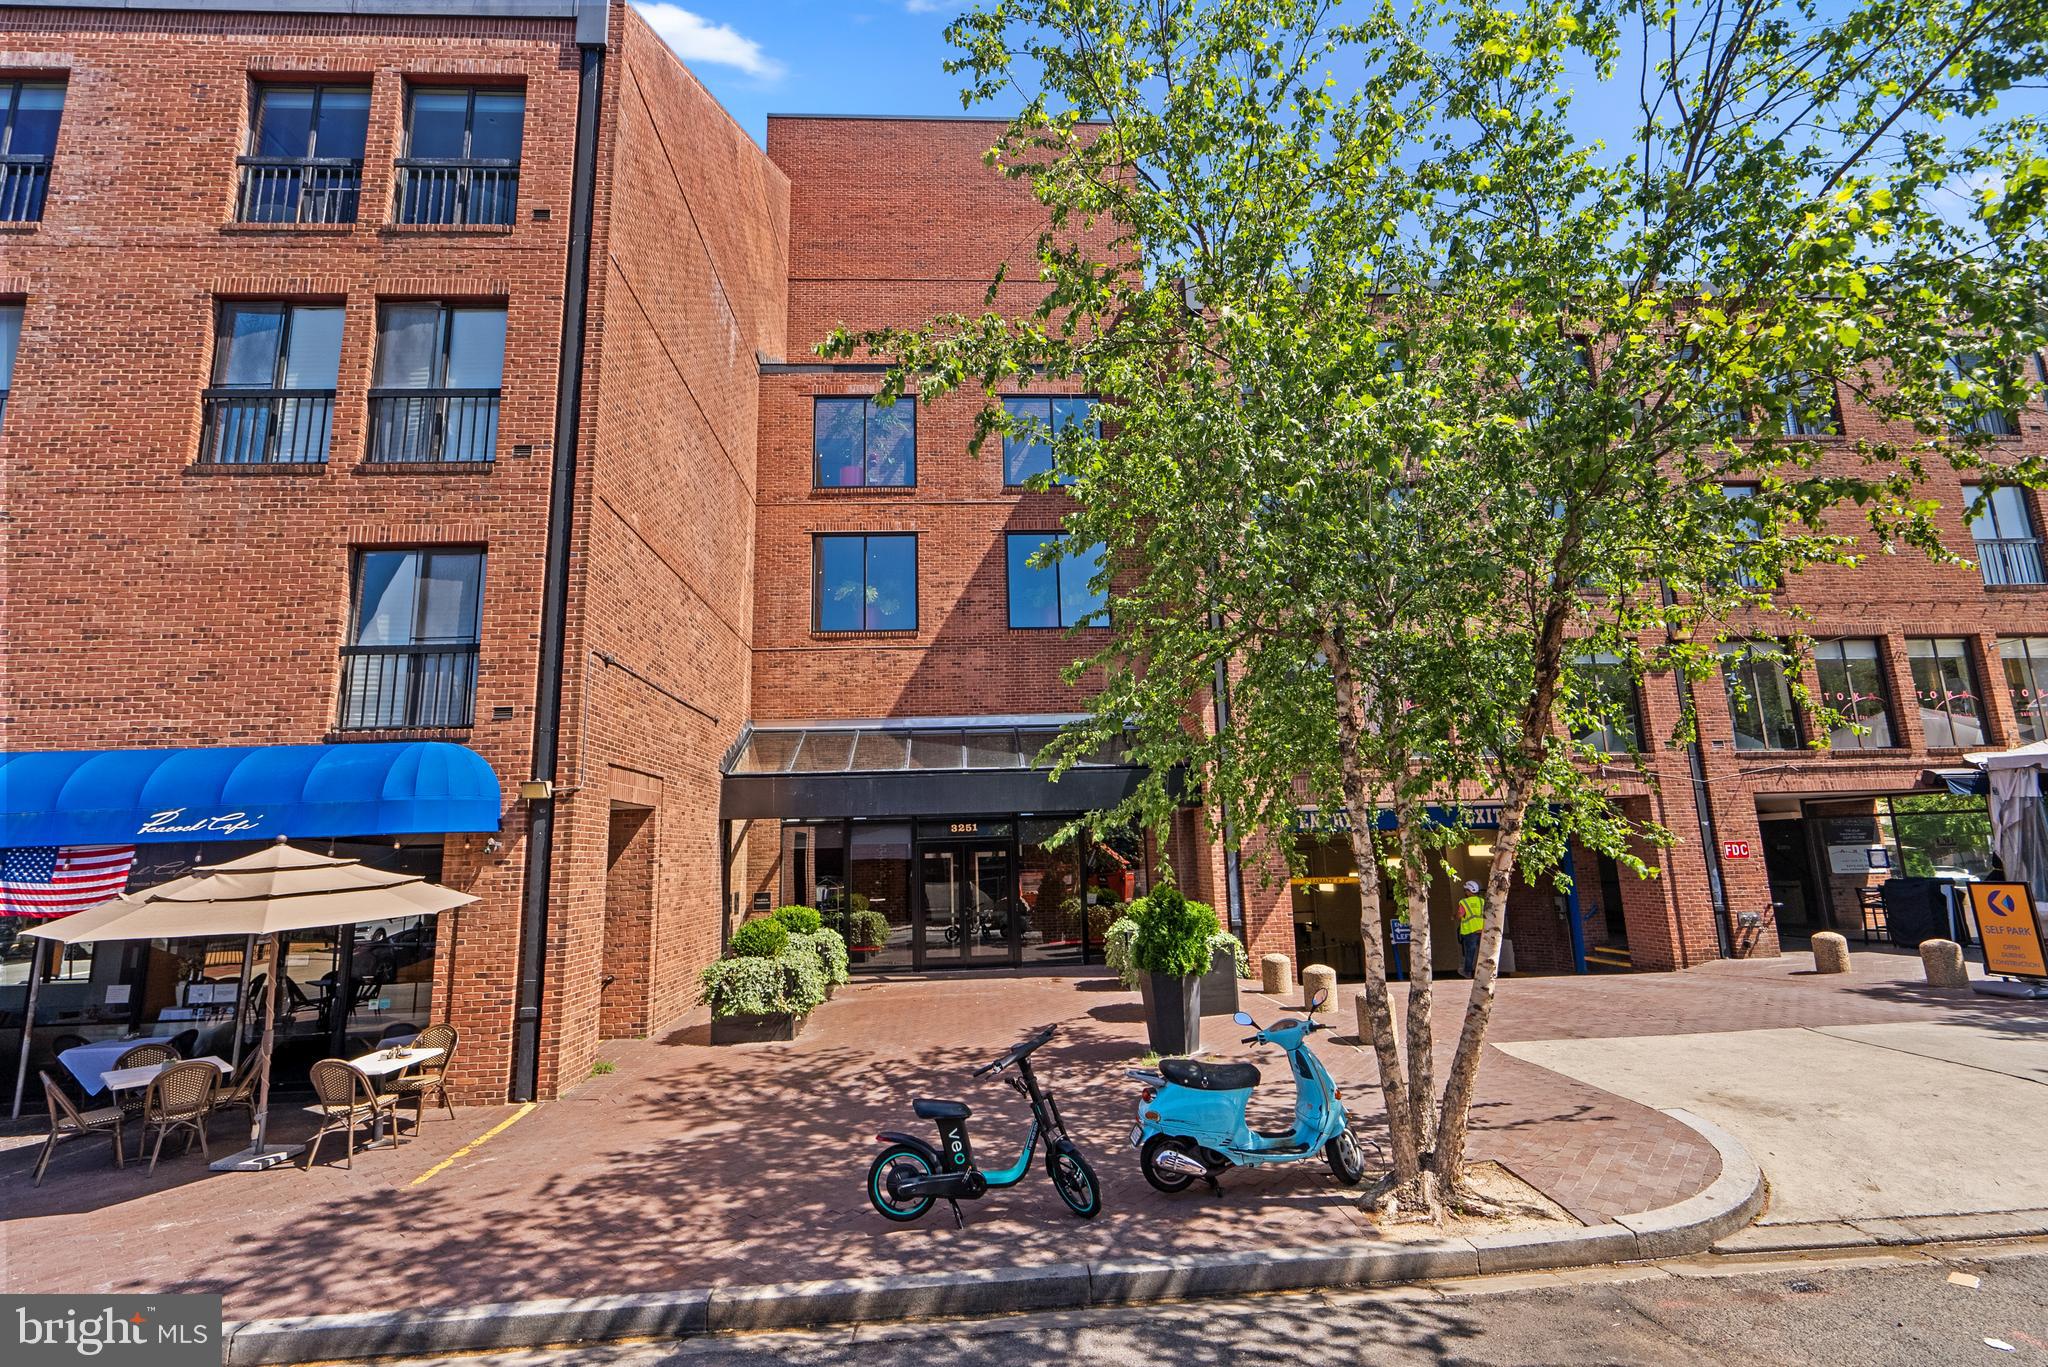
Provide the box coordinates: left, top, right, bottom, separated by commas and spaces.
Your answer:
631, 2, 978, 142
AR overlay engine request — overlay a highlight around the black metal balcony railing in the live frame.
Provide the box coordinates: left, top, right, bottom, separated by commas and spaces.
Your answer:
337, 644, 479, 730
393, 159, 519, 227
1977, 536, 2046, 587
235, 157, 363, 224
367, 390, 500, 462
199, 390, 335, 464
0, 155, 53, 222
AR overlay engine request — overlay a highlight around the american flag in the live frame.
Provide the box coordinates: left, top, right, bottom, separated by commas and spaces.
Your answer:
0, 845, 136, 917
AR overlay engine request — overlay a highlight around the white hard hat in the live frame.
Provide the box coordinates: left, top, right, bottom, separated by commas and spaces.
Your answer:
1463, 881, 1480, 894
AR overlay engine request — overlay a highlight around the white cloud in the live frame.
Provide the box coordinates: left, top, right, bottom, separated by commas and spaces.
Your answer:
904, 0, 965, 12
634, 3, 785, 81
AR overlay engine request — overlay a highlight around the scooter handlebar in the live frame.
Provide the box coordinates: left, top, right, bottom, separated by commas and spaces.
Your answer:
1241, 1035, 1261, 1044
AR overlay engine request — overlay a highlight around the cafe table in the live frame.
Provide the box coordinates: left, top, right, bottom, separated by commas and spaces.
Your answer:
99, 1055, 233, 1158
58, 1036, 185, 1096
346, 1045, 444, 1149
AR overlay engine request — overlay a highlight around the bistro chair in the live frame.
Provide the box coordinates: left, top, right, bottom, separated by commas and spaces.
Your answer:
304, 1059, 399, 1170
385, 1023, 458, 1130
210, 1044, 269, 1131
33, 1070, 124, 1187
114, 1041, 180, 1070
1857, 888, 1888, 944
140, 1060, 219, 1174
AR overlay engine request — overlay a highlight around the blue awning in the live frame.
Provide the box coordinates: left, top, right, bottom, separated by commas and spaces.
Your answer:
0, 743, 503, 846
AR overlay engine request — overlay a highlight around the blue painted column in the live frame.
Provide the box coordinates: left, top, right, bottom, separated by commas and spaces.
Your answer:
1560, 844, 1588, 974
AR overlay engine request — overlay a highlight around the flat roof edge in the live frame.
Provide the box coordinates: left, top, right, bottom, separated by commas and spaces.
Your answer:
0, 0, 589, 21
767, 112, 1109, 127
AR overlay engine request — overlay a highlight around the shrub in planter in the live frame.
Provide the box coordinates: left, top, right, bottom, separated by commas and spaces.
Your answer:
1130, 887, 1219, 1055
845, 908, 891, 961
789, 928, 850, 991
729, 918, 789, 959
1201, 931, 1250, 1016
1103, 915, 1141, 989
1086, 899, 1123, 944
771, 904, 823, 935
699, 950, 826, 1042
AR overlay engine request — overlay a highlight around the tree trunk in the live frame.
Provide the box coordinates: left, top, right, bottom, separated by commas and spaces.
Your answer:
1326, 628, 1424, 1189
1393, 793, 1438, 1164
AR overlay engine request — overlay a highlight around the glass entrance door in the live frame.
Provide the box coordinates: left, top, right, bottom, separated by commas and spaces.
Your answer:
918, 841, 1016, 966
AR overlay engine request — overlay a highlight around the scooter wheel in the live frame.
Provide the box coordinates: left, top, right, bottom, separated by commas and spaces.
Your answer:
867, 1144, 937, 1222
1325, 1130, 1366, 1187
1140, 1134, 1196, 1193
1048, 1146, 1103, 1219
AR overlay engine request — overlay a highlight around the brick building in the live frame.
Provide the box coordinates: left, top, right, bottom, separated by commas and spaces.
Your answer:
2, 0, 2040, 1109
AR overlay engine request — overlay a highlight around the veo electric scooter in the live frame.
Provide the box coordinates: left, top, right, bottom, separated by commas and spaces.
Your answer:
1126, 987, 1369, 1192
867, 1023, 1103, 1225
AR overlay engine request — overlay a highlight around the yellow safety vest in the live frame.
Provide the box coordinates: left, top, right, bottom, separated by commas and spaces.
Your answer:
1458, 895, 1485, 937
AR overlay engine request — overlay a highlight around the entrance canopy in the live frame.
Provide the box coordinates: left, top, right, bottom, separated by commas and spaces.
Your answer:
720, 716, 1150, 820
1, 742, 502, 846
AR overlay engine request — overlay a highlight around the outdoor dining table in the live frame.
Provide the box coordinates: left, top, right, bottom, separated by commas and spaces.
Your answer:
346, 1045, 443, 1149
57, 1036, 184, 1096
99, 1055, 233, 1159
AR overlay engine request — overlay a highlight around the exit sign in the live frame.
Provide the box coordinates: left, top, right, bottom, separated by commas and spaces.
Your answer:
1722, 840, 1752, 859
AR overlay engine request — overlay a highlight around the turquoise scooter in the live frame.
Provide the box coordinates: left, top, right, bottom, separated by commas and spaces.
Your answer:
1126, 987, 1369, 1192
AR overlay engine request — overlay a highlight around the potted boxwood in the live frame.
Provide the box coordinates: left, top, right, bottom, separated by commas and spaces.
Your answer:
1130, 886, 1218, 1055
1200, 930, 1250, 1017
700, 917, 826, 1043
844, 908, 890, 963
774, 904, 849, 998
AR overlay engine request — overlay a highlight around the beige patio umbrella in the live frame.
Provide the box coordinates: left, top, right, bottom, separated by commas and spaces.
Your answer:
16, 839, 474, 1169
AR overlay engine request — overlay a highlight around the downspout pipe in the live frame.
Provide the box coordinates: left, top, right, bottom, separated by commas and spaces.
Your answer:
1673, 668, 1737, 960
512, 0, 608, 1103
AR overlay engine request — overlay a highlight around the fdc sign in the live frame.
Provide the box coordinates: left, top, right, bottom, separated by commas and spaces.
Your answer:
1968, 882, 2048, 980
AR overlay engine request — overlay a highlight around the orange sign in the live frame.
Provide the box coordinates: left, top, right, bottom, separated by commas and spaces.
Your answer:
1969, 882, 2048, 980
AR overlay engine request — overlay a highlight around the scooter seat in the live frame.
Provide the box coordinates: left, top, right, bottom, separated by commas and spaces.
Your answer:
1160, 1058, 1260, 1092
913, 1098, 971, 1120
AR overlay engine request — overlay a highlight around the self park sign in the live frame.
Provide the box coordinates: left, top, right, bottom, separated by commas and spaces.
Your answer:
1968, 882, 2048, 980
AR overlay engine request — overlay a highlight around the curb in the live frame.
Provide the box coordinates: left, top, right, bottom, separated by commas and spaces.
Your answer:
1714, 1207, 2048, 1255
222, 1108, 1763, 1366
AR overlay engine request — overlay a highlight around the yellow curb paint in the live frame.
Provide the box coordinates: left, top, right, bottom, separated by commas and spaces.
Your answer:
411, 1102, 536, 1186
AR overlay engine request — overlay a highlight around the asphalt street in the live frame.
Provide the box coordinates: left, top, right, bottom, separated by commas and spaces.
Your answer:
378, 1242, 2048, 1366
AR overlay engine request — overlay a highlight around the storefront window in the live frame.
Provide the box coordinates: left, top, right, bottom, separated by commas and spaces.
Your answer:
1887, 793, 1994, 879
1018, 822, 1083, 963
848, 823, 913, 969
1906, 637, 1987, 749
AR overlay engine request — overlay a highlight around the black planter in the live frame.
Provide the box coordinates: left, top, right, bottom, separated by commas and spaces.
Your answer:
710, 1011, 806, 1044
1144, 971, 1201, 1055
1199, 946, 1240, 1017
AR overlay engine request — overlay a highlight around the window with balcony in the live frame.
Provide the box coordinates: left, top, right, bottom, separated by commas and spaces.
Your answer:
1002, 396, 1096, 485
1947, 353, 2018, 437
1813, 637, 1894, 750
1006, 533, 1107, 629
2000, 637, 2048, 744
237, 84, 370, 225
1963, 483, 2043, 586
200, 302, 343, 464
0, 302, 19, 427
1907, 636, 1988, 749
0, 80, 64, 222
814, 534, 916, 632
339, 549, 484, 730
1719, 641, 1802, 752
1569, 652, 1642, 754
368, 303, 504, 461
396, 86, 523, 227
813, 397, 914, 487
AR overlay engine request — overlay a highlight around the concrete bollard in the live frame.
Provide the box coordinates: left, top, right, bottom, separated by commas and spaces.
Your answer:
1260, 953, 1293, 997
1811, 931, 1851, 974
1919, 938, 1970, 988
1302, 963, 1338, 1010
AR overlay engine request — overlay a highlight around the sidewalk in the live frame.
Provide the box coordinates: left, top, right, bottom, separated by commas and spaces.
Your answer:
6, 948, 2041, 1330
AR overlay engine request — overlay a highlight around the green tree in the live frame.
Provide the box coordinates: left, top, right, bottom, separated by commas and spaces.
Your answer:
828, 0, 2048, 1217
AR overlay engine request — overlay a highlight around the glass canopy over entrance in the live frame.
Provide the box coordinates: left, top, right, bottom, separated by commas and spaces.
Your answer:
726, 719, 1129, 775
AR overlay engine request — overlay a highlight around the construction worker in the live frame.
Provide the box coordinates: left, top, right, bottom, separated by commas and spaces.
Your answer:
1458, 881, 1485, 978
1388, 904, 1411, 981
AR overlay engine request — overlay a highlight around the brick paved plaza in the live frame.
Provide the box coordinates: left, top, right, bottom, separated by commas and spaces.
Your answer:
8, 949, 2039, 1324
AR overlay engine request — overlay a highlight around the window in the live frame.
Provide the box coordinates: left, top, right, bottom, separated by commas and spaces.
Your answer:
1813, 638, 1894, 750
813, 534, 916, 632
1006, 533, 1107, 629
1906, 637, 1987, 749
1719, 641, 1801, 751
0, 302, 19, 426
339, 549, 484, 729
812, 397, 914, 487
396, 86, 523, 227
1778, 372, 1837, 436
1722, 483, 1764, 590
1962, 483, 2043, 587
1570, 652, 1641, 753
2000, 637, 2048, 743
368, 303, 505, 461
1947, 353, 2018, 437
1002, 396, 1097, 485
200, 303, 343, 464
0, 81, 63, 223
237, 84, 370, 224
1521, 340, 1589, 427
